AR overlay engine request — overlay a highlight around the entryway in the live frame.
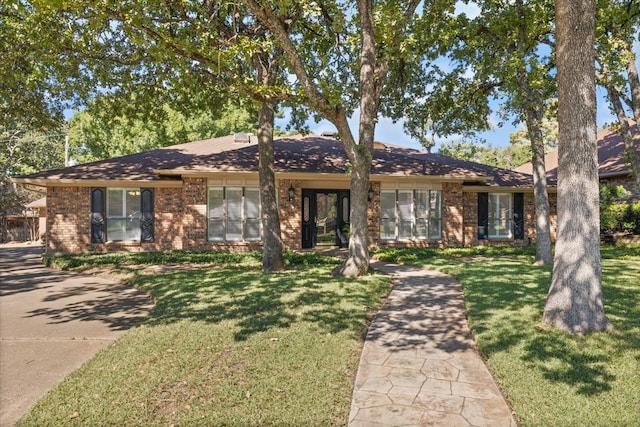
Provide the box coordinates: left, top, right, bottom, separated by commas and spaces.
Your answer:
301, 190, 350, 249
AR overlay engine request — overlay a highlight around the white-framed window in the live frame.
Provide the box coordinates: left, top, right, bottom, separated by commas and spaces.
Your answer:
106, 188, 141, 242
207, 187, 261, 242
380, 189, 442, 240
488, 193, 512, 238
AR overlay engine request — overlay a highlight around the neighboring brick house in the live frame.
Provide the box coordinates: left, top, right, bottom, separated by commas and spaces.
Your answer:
515, 122, 640, 201
14, 134, 555, 254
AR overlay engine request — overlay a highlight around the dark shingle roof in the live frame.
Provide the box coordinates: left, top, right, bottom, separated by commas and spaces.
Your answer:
17, 134, 535, 187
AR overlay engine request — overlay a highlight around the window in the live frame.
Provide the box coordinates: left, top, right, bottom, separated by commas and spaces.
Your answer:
91, 187, 154, 243
488, 193, 512, 238
380, 189, 442, 240
208, 187, 261, 242
106, 188, 141, 241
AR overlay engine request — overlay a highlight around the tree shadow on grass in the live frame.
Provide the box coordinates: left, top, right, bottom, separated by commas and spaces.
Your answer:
454, 258, 639, 397
135, 266, 386, 342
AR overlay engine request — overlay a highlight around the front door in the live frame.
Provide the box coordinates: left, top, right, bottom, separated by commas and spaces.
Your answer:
301, 190, 350, 249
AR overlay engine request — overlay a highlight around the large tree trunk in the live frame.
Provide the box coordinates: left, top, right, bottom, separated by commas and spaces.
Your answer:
257, 100, 284, 272
332, 0, 378, 277
254, 52, 284, 272
331, 113, 372, 278
517, 78, 553, 265
543, 0, 612, 334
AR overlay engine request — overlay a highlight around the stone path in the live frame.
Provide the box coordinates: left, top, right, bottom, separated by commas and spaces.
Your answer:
349, 261, 517, 427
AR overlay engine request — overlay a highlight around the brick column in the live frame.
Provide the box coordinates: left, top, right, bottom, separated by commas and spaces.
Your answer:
279, 179, 302, 250
182, 178, 207, 250
442, 182, 464, 246
462, 192, 477, 246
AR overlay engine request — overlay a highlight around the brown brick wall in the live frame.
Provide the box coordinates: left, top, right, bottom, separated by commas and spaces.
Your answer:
44, 179, 557, 255
46, 186, 92, 253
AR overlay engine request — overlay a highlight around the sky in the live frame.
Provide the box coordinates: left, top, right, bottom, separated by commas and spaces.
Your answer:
295, 1, 638, 152
298, 85, 622, 152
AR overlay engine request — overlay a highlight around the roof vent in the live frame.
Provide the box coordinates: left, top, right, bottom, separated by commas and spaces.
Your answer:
234, 132, 252, 143
321, 131, 339, 138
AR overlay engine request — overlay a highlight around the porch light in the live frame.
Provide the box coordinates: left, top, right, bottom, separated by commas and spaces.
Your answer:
368, 186, 375, 202
288, 185, 295, 202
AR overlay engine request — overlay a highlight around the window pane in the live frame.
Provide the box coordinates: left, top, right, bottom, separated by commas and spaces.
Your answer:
380, 191, 396, 219
488, 193, 512, 238
107, 218, 126, 242
106, 189, 123, 217
415, 218, 427, 239
245, 219, 261, 241
415, 190, 428, 219
245, 188, 260, 219
397, 190, 412, 220
208, 188, 224, 218
208, 188, 225, 242
430, 191, 441, 214
125, 189, 141, 217
225, 188, 242, 240
208, 219, 224, 241
397, 191, 412, 239
429, 218, 442, 240
226, 220, 243, 241
380, 218, 396, 240
226, 188, 243, 219
428, 191, 442, 240
125, 219, 141, 241
398, 220, 413, 239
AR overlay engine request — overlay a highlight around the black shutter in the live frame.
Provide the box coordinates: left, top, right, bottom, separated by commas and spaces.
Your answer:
91, 188, 106, 243
140, 188, 154, 243
513, 192, 524, 239
477, 192, 488, 240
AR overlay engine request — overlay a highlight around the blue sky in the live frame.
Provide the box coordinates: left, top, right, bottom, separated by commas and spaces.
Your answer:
299, 84, 623, 152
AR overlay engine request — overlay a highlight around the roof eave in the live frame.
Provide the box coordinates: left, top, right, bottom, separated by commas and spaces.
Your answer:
11, 177, 183, 188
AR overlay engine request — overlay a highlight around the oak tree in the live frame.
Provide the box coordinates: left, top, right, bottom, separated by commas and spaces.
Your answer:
543, 0, 613, 334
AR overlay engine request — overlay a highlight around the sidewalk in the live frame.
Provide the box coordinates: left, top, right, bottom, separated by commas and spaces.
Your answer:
349, 261, 517, 427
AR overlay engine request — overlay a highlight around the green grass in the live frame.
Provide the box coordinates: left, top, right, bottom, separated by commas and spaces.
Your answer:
19, 253, 390, 426
373, 244, 640, 427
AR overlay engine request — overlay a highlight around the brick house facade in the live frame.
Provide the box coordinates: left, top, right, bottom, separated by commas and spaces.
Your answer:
16, 134, 556, 254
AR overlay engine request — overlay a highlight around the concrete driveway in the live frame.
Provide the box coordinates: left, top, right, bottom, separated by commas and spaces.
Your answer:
0, 243, 153, 426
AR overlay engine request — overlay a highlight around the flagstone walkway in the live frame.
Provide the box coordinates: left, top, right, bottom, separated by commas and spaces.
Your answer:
349, 261, 517, 427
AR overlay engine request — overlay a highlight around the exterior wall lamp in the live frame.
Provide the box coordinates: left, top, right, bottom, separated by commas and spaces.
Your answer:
288, 185, 295, 202
368, 186, 375, 202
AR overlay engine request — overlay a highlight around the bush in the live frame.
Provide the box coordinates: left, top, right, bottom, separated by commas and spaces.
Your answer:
599, 184, 640, 234
601, 202, 640, 234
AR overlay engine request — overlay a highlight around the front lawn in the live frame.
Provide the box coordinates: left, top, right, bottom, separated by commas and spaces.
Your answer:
373, 245, 640, 427
19, 252, 390, 426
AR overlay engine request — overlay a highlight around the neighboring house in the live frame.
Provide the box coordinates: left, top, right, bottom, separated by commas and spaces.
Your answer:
13, 134, 555, 254
515, 122, 640, 201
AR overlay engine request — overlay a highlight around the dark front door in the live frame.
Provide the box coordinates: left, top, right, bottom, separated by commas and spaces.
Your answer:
301, 190, 350, 249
